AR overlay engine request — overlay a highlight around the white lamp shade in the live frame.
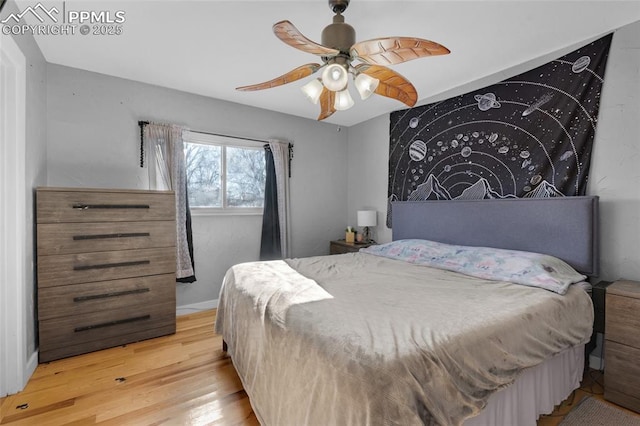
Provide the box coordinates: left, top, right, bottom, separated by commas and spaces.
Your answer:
334, 89, 354, 111
355, 73, 379, 100
357, 210, 377, 227
321, 63, 349, 92
301, 79, 323, 104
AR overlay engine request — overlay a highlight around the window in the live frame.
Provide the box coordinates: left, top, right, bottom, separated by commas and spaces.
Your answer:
183, 131, 266, 214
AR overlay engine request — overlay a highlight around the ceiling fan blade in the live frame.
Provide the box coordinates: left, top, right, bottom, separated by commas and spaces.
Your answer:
273, 20, 341, 57
356, 64, 418, 107
318, 87, 336, 121
236, 63, 322, 91
351, 37, 450, 66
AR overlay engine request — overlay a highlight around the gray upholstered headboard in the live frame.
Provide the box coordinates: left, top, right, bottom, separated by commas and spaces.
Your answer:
392, 196, 599, 276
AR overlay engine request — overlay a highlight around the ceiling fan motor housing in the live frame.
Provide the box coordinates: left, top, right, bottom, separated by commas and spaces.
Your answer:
322, 14, 355, 54
328, 0, 350, 14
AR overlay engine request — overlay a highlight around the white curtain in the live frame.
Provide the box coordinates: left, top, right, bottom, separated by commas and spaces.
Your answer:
268, 140, 291, 258
145, 123, 195, 279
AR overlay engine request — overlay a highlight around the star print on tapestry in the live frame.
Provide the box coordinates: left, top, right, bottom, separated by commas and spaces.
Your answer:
387, 33, 612, 228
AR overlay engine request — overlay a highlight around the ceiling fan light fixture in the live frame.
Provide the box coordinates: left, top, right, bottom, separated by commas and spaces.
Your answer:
334, 88, 354, 110
236, 2, 451, 121
301, 78, 324, 104
322, 63, 349, 92
354, 73, 379, 100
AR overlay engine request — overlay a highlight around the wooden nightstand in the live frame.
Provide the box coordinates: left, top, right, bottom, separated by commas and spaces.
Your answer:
329, 240, 375, 254
604, 279, 640, 413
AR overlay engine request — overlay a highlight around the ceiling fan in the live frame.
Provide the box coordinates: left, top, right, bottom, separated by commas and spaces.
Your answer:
236, 0, 450, 121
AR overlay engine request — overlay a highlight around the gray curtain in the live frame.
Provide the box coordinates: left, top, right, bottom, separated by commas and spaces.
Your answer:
269, 140, 291, 257
259, 140, 291, 259
260, 146, 281, 260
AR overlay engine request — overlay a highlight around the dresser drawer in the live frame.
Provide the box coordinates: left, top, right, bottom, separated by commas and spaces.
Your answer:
37, 221, 175, 255
38, 301, 176, 362
37, 189, 175, 224
38, 247, 176, 288
606, 293, 640, 348
39, 301, 175, 349
38, 274, 176, 320
604, 340, 640, 412
39, 323, 177, 363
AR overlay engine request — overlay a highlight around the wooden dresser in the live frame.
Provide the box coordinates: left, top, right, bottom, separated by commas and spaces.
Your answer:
36, 187, 177, 362
604, 279, 640, 413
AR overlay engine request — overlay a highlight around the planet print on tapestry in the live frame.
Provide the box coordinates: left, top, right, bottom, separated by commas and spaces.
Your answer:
474, 93, 502, 111
408, 140, 427, 161
572, 56, 591, 73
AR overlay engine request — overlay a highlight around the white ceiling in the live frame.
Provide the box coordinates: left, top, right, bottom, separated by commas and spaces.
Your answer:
19, 0, 640, 126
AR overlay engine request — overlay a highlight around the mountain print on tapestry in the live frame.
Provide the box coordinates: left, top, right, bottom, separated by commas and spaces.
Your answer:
387, 34, 612, 227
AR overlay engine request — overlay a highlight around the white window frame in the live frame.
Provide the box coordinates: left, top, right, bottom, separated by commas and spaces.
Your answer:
183, 131, 265, 216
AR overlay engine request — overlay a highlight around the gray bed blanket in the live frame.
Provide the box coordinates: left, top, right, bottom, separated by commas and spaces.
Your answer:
215, 252, 593, 425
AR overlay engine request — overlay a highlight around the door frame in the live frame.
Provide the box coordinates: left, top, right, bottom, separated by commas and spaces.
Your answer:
0, 31, 28, 396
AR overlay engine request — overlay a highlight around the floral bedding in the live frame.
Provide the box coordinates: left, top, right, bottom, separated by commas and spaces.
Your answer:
361, 239, 586, 294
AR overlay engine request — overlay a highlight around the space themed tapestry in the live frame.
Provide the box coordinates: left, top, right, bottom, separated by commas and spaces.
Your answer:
387, 33, 612, 227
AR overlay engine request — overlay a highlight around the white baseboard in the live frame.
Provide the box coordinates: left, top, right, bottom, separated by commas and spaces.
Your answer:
26, 350, 38, 382
176, 299, 218, 316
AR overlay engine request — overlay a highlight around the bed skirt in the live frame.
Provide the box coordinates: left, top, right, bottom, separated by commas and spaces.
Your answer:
465, 344, 584, 426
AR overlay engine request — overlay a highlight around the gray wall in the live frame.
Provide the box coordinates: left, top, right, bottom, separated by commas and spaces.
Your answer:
46, 65, 348, 307
6, 1, 48, 361
586, 22, 640, 282
347, 21, 640, 283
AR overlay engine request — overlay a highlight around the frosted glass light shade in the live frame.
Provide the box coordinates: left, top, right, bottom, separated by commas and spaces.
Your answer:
357, 210, 377, 227
301, 79, 323, 104
334, 89, 354, 110
321, 63, 349, 92
355, 73, 379, 100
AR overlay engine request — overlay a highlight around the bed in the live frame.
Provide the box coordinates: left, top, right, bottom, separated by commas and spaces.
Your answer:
215, 196, 599, 425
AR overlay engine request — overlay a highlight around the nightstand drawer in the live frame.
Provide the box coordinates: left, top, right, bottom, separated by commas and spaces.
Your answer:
38, 274, 176, 320
330, 240, 375, 254
604, 341, 640, 412
37, 221, 176, 255
604, 280, 640, 413
330, 242, 356, 254
606, 293, 640, 348
37, 247, 176, 288
37, 189, 174, 223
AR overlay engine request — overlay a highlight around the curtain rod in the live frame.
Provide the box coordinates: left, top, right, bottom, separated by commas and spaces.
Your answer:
138, 120, 275, 144
190, 129, 270, 144
137, 121, 294, 176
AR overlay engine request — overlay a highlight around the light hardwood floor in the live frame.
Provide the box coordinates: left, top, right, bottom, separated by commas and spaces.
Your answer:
0, 310, 258, 425
0, 309, 636, 425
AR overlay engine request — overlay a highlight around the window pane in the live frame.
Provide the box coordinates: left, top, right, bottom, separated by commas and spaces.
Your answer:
184, 142, 222, 207
226, 147, 265, 207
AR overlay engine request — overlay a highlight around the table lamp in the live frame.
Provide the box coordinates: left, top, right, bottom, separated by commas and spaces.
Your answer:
357, 210, 377, 243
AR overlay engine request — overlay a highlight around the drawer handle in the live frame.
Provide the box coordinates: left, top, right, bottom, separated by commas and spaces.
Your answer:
73, 288, 150, 302
74, 315, 151, 332
73, 232, 151, 241
72, 204, 150, 210
73, 260, 150, 271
